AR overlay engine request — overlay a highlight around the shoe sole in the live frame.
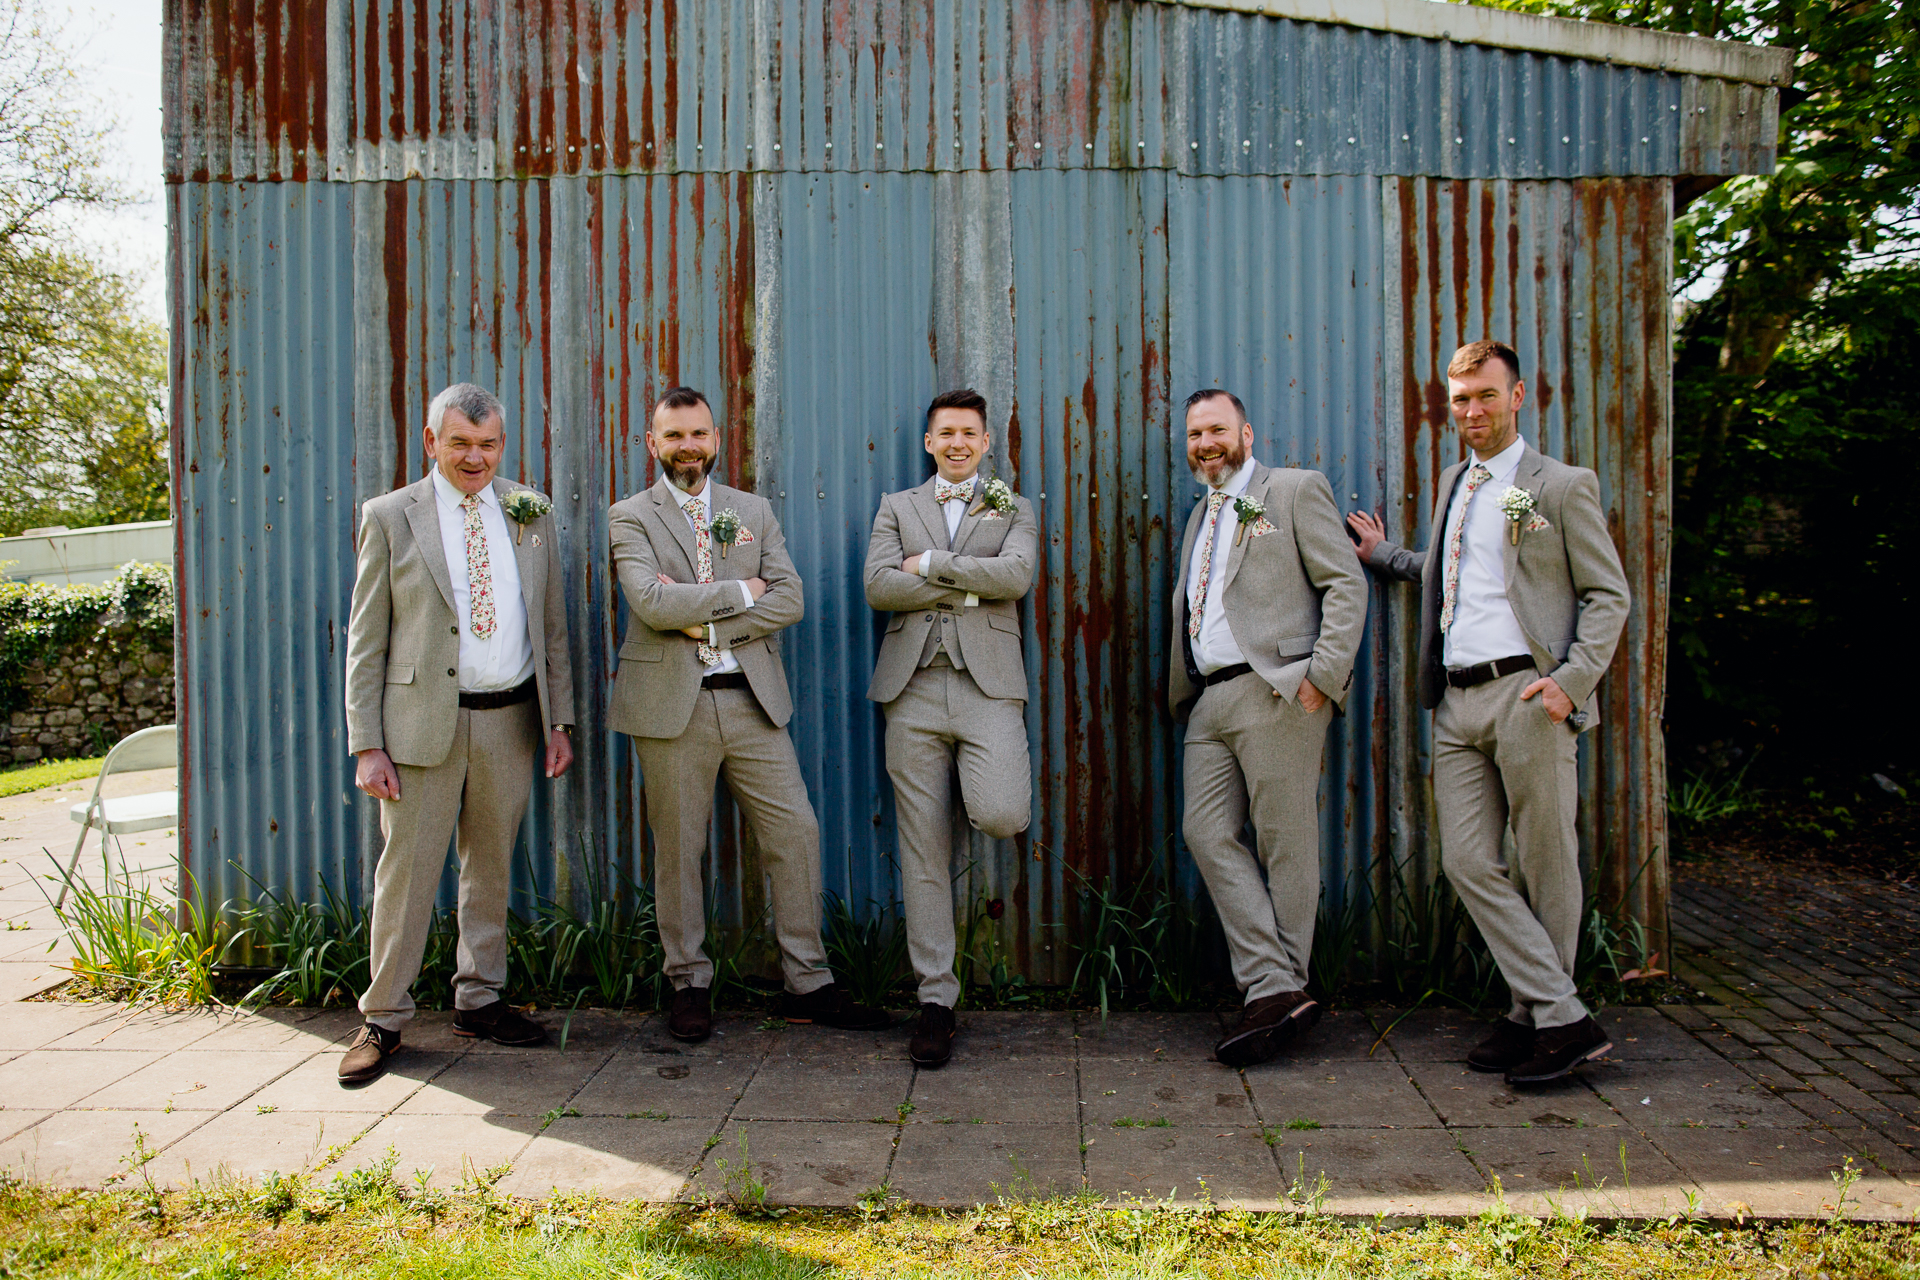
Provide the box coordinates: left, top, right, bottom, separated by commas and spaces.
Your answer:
337, 1060, 390, 1086
1505, 1039, 1613, 1086
668, 1025, 712, 1043
1214, 1001, 1321, 1068
908, 1049, 952, 1068
451, 1025, 547, 1047
1467, 1057, 1525, 1074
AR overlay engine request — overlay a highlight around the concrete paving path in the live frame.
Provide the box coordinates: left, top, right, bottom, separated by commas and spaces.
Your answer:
0, 777, 1915, 1221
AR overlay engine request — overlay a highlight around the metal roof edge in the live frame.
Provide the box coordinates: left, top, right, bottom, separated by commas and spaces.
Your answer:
1167, 0, 1794, 85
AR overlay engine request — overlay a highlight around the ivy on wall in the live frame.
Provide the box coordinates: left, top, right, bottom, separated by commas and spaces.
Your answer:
0, 563, 173, 714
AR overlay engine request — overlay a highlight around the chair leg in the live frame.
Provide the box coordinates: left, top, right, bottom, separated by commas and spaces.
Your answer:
54, 821, 93, 911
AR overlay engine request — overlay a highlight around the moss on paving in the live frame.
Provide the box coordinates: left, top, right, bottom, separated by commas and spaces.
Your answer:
4, 1165, 1919, 1280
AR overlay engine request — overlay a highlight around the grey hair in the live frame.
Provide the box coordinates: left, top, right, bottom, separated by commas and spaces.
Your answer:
427, 383, 505, 435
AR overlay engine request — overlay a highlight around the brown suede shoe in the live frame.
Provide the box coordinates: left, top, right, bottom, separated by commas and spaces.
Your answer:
1213, 991, 1321, 1068
338, 1022, 400, 1085
1505, 1015, 1612, 1086
774, 981, 891, 1030
453, 999, 548, 1046
668, 985, 713, 1043
1467, 1018, 1535, 1073
908, 1003, 956, 1068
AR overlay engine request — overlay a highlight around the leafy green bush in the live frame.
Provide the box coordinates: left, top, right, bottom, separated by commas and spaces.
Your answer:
0, 561, 173, 713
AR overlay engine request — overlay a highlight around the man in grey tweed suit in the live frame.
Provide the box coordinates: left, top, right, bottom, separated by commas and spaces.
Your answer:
609, 386, 885, 1044
865, 388, 1039, 1068
1350, 340, 1630, 1086
1170, 389, 1369, 1068
341, 383, 576, 1084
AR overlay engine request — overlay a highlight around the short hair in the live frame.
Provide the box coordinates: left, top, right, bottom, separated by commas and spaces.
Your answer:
926, 388, 988, 428
1183, 388, 1247, 422
427, 383, 504, 436
1447, 340, 1522, 386
651, 386, 711, 423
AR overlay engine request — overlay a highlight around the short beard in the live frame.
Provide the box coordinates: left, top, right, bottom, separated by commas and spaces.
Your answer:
1188, 440, 1247, 487
664, 455, 713, 491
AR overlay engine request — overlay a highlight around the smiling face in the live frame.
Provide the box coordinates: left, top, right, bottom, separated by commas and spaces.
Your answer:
925, 406, 989, 483
1447, 362, 1526, 460
425, 408, 505, 495
1184, 395, 1253, 488
648, 400, 720, 491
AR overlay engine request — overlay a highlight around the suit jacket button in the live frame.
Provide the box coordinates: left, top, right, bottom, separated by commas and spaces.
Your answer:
447, 668, 457, 677
924, 613, 934, 621
450, 626, 458, 635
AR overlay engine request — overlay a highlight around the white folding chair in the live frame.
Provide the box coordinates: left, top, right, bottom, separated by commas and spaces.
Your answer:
57, 724, 178, 909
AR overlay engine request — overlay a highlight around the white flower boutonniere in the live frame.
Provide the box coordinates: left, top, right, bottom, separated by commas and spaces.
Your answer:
709, 507, 754, 557
1497, 486, 1538, 545
971, 477, 1018, 520
1232, 495, 1267, 546
501, 490, 552, 543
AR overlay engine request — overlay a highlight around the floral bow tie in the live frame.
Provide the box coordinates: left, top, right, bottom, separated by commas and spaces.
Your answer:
935, 478, 977, 505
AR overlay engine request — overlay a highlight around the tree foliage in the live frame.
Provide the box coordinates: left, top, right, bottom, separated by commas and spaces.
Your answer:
0, 0, 168, 537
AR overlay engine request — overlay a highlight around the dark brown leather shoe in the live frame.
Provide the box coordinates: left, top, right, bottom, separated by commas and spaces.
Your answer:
452, 999, 548, 1046
338, 1022, 400, 1084
775, 981, 891, 1030
1505, 1015, 1612, 1086
1468, 1018, 1535, 1073
908, 1003, 956, 1068
1214, 990, 1321, 1068
668, 985, 713, 1043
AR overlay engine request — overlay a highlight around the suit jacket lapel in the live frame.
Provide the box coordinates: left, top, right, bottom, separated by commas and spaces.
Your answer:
951, 476, 993, 554
1219, 466, 1269, 594
908, 479, 948, 549
1500, 448, 1545, 584
495, 478, 541, 617
648, 476, 702, 574
1176, 496, 1209, 627
404, 475, 458, 613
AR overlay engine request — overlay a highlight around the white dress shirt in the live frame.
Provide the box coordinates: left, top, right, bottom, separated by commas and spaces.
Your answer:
1185, 455, 1258, 674
431, 469, 535, 693
667, 477, 757, 675
1440, 435, 1534, 668
912, 474, 980, 607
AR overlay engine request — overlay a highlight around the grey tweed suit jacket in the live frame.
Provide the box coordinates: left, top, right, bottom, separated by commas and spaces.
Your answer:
1166, 465, 1369, 723
608, 475, 803, 739
344, 474, 574, 767
864, 477, 1038, 703
1367, 444, 1630, 726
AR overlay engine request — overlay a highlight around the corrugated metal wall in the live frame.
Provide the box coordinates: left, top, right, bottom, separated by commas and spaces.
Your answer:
170, 0, 1768, 978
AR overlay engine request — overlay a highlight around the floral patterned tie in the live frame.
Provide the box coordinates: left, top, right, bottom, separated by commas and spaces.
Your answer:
460, 493, 496, 641
934, 477, 976, 505
1186, 491, 1231, 640
685, 498, 721, 667
1439, 463, 1495, 634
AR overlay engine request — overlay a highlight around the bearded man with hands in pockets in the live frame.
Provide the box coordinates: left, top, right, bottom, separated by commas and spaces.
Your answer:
608, 387, 888, 1045
864, 389, 1038, 1068
1348, 340, 1630, 1086
340, 382, 575, 1085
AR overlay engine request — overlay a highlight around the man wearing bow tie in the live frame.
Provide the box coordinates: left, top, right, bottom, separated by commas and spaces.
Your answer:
865, 389, 1038, 1068
341, 383, 575, 1085
610, 387, 886, 1044
1170, 389, 1368, 1069
1349, 340, 1630, 1086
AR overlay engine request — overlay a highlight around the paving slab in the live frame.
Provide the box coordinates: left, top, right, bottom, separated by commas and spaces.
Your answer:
891, 1121, 1083, 1206
81, 1050, 312, 1112
571, 1045, 759, 1118
47, 1009, 222, 1052
0, 999, 115, 1049
1244, 1059, 1440, 1130
245, 1050, 456, 1114
1410, 1065, 1626, 1130
690, 1120, 895, 1207
0, 1048, 166, 1108
0, 962, 68, 1003
0, 1109, 203, 1187
1374, 1007, 1493, 1063
395, 1047, 613, 1117
950, 1010, 1078, 1058
1585, 1058, 1811, 1129
1652, 1125, 1899, 1219
907, 1056, 1078, 1125
345, 1112, 543, 1188
733, 1054, 913, 1122
1265, 1129, 1489, 1216
1080, 1056, 1255, 1129
503, 1116, 715, 1199
1457, 1127, 1693, 1218
1294, 1010, 1392, 1061
0, 1109, 51, 1143
1085, 1126, 1285, 1208
1073, 1011, 1223, 1061
185, 1009, 361, 1053
1600, 1007, 1725, 1061
152, 1109, 374, 1186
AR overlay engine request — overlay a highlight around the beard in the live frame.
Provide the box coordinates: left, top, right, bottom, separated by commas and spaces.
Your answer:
1187, 438, 1248, 487
663, 451, 714, 490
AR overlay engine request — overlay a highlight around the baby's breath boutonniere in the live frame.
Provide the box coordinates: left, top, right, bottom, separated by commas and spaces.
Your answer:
1497, 486, 1537, 545
709, 507, 751, 558
1231, 495, 1266, 546
970, 477, 1018, 520
500, 490, 552, 544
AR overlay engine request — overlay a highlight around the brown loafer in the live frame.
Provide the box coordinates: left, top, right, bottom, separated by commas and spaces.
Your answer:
453, 999, 548, 1046
774, 981, 891, 1030
908, 1003, 956, 1068
668, 985, 713, 1043
1468, 1018, 1536, 1073
338, 1022, 400, 1084
1506, 1015, 1611, 1086
1214, 990, 1321, 1068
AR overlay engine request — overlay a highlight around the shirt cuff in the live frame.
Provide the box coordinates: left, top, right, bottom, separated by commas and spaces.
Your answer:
914, 552, 931, 577
736, 580, 756, 610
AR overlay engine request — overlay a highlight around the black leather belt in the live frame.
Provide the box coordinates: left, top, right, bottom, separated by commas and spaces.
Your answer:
1200, 656, 1311, 689
701, 672, 750, 691
1445, 654, 1535, 690
458, 677, 536, 710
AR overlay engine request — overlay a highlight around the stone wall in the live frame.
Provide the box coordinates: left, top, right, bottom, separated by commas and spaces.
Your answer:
1, 631, 174, 763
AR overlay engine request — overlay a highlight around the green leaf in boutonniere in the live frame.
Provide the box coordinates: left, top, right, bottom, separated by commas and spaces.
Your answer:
1232, 494, 1266, 546
970, 477, 1018, 519
1497, 485, 1537, 546
710, 507, 744, 557
501, 490, 553, 543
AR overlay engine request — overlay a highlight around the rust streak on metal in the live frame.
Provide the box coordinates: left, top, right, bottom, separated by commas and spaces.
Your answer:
384, 183, 410, 490
725, 174, 757, 491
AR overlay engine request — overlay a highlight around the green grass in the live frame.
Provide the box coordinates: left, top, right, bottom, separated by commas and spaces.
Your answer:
0, 754, 102, 798
1, 1163, 1916, 1280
